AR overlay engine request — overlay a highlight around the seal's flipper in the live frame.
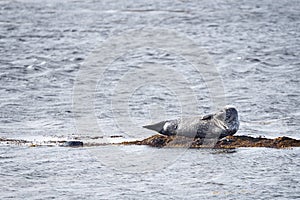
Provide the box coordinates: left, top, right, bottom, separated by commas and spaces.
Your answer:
143, 121, 166, 133
202, 114, 214, 120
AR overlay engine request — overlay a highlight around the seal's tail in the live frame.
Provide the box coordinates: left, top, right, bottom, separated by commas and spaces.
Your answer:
143, 121, 166, 133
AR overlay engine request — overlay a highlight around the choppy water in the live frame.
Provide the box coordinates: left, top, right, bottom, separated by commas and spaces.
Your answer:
0, 0, 299, 199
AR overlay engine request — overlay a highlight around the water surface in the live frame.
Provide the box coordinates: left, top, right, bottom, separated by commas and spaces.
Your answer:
0, 0, 299, 199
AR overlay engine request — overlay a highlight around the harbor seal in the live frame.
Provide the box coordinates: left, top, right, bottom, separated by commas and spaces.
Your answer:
143, 105, 239, 139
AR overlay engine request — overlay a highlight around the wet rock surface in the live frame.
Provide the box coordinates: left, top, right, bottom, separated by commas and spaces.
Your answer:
121, 134, 300, 149
1, 135, 300, 148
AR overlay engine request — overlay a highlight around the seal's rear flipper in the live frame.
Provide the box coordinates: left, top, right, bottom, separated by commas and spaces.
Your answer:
143, 121, 166, 133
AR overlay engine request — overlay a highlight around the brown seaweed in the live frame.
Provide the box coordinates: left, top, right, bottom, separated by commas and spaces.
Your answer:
121, 134, 300, 149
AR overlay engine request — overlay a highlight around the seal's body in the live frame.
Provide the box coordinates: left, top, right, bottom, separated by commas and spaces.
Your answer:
143, 105, 239, 139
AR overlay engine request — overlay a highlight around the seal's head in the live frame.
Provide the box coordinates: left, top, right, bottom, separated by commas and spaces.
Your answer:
214, 105, 239, 136
223, 105, 239, 135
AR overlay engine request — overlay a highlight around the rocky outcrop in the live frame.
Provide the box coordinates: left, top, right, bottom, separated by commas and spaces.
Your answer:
1, 135, 299, 148
121, 134, 300, 148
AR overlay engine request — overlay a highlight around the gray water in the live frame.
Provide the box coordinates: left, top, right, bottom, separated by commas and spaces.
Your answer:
0, 0, 299, 199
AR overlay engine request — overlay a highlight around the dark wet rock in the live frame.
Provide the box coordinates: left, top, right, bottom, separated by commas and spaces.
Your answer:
60, 141, 83, 147
121, 134, 300, 149
0, 137, 29, 145
110, 135, 123, 138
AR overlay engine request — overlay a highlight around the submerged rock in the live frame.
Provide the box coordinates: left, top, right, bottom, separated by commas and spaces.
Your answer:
121, 134, 300, 148
60, 141, 83, 147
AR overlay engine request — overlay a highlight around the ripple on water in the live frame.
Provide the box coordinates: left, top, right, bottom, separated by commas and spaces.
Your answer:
0, 0, 299, 199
